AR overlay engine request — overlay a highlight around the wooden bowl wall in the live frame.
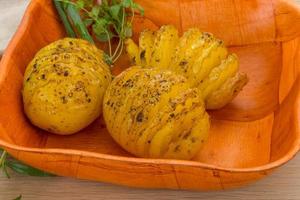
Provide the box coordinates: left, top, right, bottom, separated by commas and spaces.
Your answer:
0, 0, 299, 190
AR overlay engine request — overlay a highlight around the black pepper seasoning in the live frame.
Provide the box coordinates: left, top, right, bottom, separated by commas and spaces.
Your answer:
140, 50, 146, 60
61, 96, 68, 104
136, 111, 144, 122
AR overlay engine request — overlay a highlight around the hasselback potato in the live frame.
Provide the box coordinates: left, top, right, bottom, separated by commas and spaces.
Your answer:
23, 38, 112, 135
126, 25, 248, 109
103, 66, 210, 160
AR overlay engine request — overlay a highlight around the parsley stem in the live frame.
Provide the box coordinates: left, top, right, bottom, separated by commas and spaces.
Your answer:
111, 7, 126, 62
112, 40, 124, 63
130, 8, 135, 24
54, 1, 76, 37
56, 0, 90, 14
121, 8, 126, 36
111, 39, 122, 59
105, 30, 112, 57
66, 4, 95, 44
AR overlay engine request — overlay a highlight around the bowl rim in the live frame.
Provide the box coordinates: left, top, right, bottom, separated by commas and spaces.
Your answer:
0, 0, 299, 173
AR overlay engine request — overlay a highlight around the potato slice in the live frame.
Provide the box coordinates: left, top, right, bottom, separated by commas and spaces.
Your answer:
150, 25, 179, 69
205, 72, 248, 109
125, 39, 141, 65
139, 29, 156, 66
199, 54, 239, 99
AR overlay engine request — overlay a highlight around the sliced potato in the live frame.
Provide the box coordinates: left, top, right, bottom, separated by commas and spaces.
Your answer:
126, 25, 248, 110
169, 28, 204, 75
150, 25, 179, 69
199, 54, 239, 99
205, 72, 248, 109
189, 38, 228, 86
125, 39, 140, 65
23, 38, 112, 135
103, 66, 209, 160
139, 29, 156, 66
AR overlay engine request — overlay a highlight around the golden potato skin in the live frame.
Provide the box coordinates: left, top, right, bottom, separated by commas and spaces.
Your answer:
125, 39, 140, 65
23, 38, 112, 135
139, 30, 155, 67
205, 72, 248, 109
126, 25, 248, 110
149, 25, 179, 69
103, 66, 210, 160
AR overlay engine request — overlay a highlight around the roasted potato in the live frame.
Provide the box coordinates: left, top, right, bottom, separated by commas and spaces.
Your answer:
205, 72, 248, 109
126, 25, 248, 110
103, 66, 210, 160
23, 38, 112, 135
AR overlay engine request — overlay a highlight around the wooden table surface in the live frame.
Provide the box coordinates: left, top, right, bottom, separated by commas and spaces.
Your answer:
1, 1, 300, 199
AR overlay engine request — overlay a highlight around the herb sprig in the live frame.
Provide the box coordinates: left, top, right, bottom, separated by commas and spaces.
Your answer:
54, 0, 144, 63
0, 149, 54, 178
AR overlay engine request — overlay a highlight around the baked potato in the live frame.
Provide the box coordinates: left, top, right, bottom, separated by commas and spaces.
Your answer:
126, 25, 248, 109
205, 72, 248, 109
23, 38, 112, 135
103, 66, 210, 160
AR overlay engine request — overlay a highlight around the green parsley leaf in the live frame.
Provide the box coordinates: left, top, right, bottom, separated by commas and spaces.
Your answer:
83, 18, 93, 26
132, 3, 144, 16
54, 0, 144, 63
91, 5, 101, 18
109, 4, 122, 21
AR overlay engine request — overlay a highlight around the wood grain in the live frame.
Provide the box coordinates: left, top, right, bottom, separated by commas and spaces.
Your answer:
0, 0, 299, 199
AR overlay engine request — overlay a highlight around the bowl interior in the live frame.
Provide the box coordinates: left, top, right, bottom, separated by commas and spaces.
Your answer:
0, 0, 299, 169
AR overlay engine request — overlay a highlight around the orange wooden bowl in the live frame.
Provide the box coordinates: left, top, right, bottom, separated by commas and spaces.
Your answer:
0, 0, 299, 191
